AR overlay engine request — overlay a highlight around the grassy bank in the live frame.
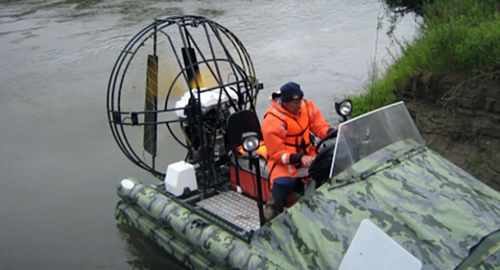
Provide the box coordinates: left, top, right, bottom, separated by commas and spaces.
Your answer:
350, 0, 500, 116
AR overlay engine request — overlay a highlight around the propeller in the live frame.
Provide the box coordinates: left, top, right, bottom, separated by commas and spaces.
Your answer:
107, 15, 261, 180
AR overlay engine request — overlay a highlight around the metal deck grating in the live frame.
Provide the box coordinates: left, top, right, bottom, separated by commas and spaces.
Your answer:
197, 190, 260, 231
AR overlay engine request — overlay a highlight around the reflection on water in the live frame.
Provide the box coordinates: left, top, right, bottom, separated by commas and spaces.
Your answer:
0, 0, 417, 268
117, 224, 186, 270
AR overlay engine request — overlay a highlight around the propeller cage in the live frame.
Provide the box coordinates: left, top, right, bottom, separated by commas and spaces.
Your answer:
107, 16, 261, 181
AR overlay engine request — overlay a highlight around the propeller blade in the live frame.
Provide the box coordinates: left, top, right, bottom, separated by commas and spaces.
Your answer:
144, 54, 158, 157
182, 47, 203, 89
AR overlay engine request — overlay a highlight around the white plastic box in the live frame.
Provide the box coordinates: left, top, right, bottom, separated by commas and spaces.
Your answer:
164, 161, 198, 196
174, 87, 239, 118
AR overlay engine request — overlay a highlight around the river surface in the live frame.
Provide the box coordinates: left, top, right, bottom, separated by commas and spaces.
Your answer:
0, 0, 417, 269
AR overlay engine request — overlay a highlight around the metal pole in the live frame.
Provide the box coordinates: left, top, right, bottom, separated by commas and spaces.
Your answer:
250, 152, 265, 226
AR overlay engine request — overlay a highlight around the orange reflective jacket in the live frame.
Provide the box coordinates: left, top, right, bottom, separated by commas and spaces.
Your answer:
261, 97, 331, 186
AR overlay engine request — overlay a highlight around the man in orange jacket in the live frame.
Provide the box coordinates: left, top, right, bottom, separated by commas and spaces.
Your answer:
261, 81, 334, 221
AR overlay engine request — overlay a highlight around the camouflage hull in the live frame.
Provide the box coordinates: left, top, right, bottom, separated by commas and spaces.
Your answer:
115, 181, 292, 269
252, 147, 500, 269
115, 146, 500, 269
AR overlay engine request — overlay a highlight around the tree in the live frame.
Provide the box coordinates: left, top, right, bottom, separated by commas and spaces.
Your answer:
382, 0, 431, 16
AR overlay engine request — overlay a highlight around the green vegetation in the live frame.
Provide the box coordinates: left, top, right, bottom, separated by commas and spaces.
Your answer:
468, 153, 484, 166
350, 0, 500, 116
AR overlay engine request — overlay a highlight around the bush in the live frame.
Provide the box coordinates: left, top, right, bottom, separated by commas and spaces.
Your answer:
351, 0, 500, 116
423, 0, 500, 71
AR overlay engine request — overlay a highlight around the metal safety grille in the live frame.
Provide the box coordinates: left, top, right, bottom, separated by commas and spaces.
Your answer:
197, 190, 260, 231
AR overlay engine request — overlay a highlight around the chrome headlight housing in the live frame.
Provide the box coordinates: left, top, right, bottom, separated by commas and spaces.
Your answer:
241, 132, 259, 152
335, 99, 353, 117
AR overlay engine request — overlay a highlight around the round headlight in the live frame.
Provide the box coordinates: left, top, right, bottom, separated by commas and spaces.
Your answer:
242, 132, 259, 152
335, 99, 353, 117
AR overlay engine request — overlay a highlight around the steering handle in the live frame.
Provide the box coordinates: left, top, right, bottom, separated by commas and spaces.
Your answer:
315, 128, 338, 154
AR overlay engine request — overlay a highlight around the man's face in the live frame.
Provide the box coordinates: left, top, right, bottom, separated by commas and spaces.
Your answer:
282, 99, 302, 114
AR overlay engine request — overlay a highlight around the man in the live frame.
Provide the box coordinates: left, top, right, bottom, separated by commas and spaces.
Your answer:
261, 81, 334, 221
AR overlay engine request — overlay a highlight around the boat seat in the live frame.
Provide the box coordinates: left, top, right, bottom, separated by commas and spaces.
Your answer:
226, 110, 301, 206
227, 110, 272, 201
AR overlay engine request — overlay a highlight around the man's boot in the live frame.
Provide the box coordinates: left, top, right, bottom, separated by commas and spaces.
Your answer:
264, 195, 283, 221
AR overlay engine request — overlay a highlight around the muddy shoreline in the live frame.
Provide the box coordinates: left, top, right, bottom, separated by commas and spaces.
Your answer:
399, 71, 500, 191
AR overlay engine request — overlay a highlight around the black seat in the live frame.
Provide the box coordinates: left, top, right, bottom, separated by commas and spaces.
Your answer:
226, 109, 269, 189
226, 110, 263, 148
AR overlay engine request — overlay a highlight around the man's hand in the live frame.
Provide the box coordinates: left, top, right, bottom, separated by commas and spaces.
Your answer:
301, 155, 315, 167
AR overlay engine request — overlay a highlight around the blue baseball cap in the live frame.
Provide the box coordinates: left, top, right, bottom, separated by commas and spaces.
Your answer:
280, 81, 304, 102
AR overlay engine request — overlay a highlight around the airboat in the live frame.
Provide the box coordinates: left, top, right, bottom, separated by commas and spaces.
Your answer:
107, 15, 500, 269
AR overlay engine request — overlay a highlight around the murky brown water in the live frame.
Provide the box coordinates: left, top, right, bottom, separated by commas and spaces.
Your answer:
0, 0, 417, 268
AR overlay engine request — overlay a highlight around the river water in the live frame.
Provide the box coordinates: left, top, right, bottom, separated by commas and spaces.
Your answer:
0, 0, 417, 269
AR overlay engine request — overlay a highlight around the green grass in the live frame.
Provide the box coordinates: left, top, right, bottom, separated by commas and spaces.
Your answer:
350, 0, 500, 116
468, 153, 484, 167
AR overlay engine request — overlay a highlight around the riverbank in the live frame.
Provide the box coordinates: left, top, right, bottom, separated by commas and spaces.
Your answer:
399, 70, 500, 191
350, 0, 500, 191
